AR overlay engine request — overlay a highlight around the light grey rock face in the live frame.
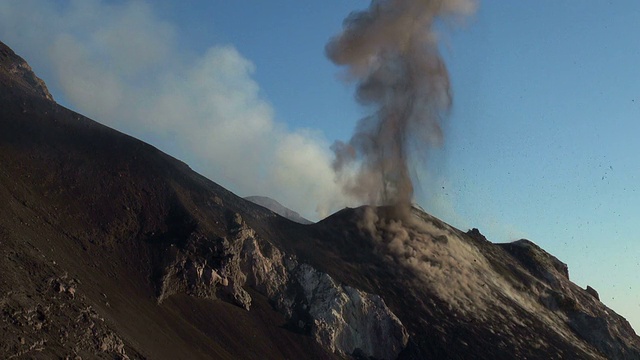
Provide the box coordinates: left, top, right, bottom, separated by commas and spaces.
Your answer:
289, 263, 409, 359
155, 213, 408, 359
240, 230, 289, 299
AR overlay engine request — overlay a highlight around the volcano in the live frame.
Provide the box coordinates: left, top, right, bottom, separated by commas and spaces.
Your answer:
1, 41, 639, 360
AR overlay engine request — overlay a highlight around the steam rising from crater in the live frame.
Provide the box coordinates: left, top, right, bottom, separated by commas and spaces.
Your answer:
327, 0, 476, 212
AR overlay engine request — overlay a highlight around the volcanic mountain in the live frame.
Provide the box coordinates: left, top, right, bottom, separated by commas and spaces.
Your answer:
244, 196, 312, 225
1, 41, 639, 359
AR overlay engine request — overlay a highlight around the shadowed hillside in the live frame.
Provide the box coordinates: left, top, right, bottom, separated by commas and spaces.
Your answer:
1, 40, 639, 360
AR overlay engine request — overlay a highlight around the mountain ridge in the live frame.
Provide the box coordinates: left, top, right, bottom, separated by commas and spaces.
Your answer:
245, 195, 313, 224
0, 41, 53, 101
1, 40, 639, 359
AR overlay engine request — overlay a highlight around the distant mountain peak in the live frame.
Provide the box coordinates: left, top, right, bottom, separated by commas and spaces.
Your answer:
245, 195, 313, 224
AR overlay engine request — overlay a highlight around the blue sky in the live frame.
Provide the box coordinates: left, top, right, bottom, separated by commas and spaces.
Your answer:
1, 1, 639, 330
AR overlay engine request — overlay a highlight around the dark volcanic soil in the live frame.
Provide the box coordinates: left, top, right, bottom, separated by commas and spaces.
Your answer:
2, 40, 640, 360
0, 41, 335, 360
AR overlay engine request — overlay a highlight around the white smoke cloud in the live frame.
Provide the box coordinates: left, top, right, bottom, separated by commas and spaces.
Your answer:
0, 0, 354, 220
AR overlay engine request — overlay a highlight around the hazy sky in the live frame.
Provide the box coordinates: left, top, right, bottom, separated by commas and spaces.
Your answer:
2, 1, 640, 330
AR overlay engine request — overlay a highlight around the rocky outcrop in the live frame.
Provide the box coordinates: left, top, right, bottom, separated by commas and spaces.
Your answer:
568, 309, 640, 360
499, 238, 640, 359
500, 239, 569, 284
155, 219, 254, 310
0, 41, 53, 101
154, 212, 408, 359
586, 285, 600, 300
287, 263, 408, 359
1, 269, 134, 360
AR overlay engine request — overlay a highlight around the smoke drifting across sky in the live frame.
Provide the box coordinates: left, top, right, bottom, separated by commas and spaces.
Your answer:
0, 0, 474, 222
0, 0, 351, 219
327, 0, 476, 213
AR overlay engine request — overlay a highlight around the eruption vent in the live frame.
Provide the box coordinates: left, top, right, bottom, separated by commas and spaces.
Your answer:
327, 0, 475, 213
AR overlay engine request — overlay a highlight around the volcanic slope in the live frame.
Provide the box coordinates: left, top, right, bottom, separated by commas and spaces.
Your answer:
1, 40, 640, 359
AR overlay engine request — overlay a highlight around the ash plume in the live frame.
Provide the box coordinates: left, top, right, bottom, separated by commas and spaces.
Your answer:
327, 0, 476, 214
